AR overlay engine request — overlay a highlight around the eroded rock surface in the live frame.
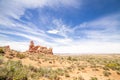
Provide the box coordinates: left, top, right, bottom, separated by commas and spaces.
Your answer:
28, 41, 53, 55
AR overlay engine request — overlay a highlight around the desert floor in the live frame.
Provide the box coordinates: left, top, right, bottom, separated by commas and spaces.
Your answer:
0, 52, 120, 80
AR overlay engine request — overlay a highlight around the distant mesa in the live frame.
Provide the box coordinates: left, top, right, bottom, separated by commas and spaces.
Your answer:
28, 40, 53, 55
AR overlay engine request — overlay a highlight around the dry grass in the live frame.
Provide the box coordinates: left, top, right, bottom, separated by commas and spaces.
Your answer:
0, 53, 120, 80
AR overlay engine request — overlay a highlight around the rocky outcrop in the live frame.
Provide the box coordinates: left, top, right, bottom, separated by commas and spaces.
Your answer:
0, 45, 11, 56
0, 45, 10, 52
28, 41, 53, 55
5, 45, 10, 52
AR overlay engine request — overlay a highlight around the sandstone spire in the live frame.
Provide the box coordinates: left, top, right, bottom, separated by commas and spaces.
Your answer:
28, 40, 53, 55
29, 40, 34, 52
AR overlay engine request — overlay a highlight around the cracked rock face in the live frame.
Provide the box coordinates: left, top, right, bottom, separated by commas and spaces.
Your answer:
28, 41, 53, 55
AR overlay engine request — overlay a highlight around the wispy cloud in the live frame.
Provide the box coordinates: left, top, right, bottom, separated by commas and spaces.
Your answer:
0, 13, 120, 53
73, 13, 120, 42
47, 30, 59, 34
53, 13, 120, 53
0, 0, 80, 20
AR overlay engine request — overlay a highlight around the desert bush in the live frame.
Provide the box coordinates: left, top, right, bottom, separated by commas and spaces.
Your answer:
0, 60, 28, 80
103, 67, 110, 71
65, 73, 70, 77
38, 67, 50, 77
78, 75, 84, 80
49, 61, 52, 64
73, 77, 77, 80
67, 56, 78, 61
29, 72, 40, 80
105, 62, 120, 70
9, 53, 15, 57
92, 68, 99, 71
29, 65, 39, 73
29, 67, 62, 80
0, 55, 4, 65
90, 77, 98, 80
72, 58, 78, 61
55, 68, 65, 76
16, 53, 26, 59
77, 65, 85, 70
49, 73, 60, 80
90, 64, 97, 68
67, 56, 72, 61
0, 48, 4, 55
103, 71, 111, 77
116, 71, 120, 75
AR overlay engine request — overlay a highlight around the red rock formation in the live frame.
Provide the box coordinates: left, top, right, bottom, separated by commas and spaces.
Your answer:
0, 45, 10, 55
0, 45, 10, 52
5, 45, 10, 52
28, 41, 53, 55
29, 41, 34, 52
47, 48, 53, 55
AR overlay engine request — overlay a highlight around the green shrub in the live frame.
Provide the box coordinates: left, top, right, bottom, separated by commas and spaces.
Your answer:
38, 67, 50, 77
117, 71, 120, 75
90, 77, 98, 80
55, 68, 65, 76
103, 67, 110, 71
16, 53, 26, 59
0, 48, 4, 55
0, 60, 28, 80
37, 68, 64, 80
29, 72, 40, 80
67, 56, 72, 61
49, 73, 60, 80
105, 62, 120, 70
65, 73, 70, 77
103, 71, 111, 77
29, 65, 39, 73
0, 55, 4, 65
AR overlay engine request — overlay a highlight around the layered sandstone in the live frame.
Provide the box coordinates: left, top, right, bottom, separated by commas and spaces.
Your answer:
28, 41, 53, 55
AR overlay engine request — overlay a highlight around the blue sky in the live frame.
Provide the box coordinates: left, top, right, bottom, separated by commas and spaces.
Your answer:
0, 0, 120, 54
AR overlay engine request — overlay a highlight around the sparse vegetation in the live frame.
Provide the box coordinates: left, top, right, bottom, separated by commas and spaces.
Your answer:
0, 49, 120, 80
103, 71, 111, 77
105, 62, 120, 70
78, 75, 85, 80
65, 73, 70, 77
0, 48, 4, 55
0, 55, 4, 64
90, 77, 98, 80
67, 56, 72, 61
16, 53, 26, 59
0, 60, 28, 80
116, 71, 120, 75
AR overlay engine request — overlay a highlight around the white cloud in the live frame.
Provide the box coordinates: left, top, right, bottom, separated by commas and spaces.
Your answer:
73, 13, 120, 42
52, 14, 120, 54
53, 38, 73, 45
51, 19, 73, 38
0, 0, 80, 21
47, 30, 59, 34
53, 41, 120, 54
1, 14, 120, 53
0, 41, 29, 52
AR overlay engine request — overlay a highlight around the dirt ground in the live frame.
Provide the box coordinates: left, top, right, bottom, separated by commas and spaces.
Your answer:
2, 53, 120, 80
